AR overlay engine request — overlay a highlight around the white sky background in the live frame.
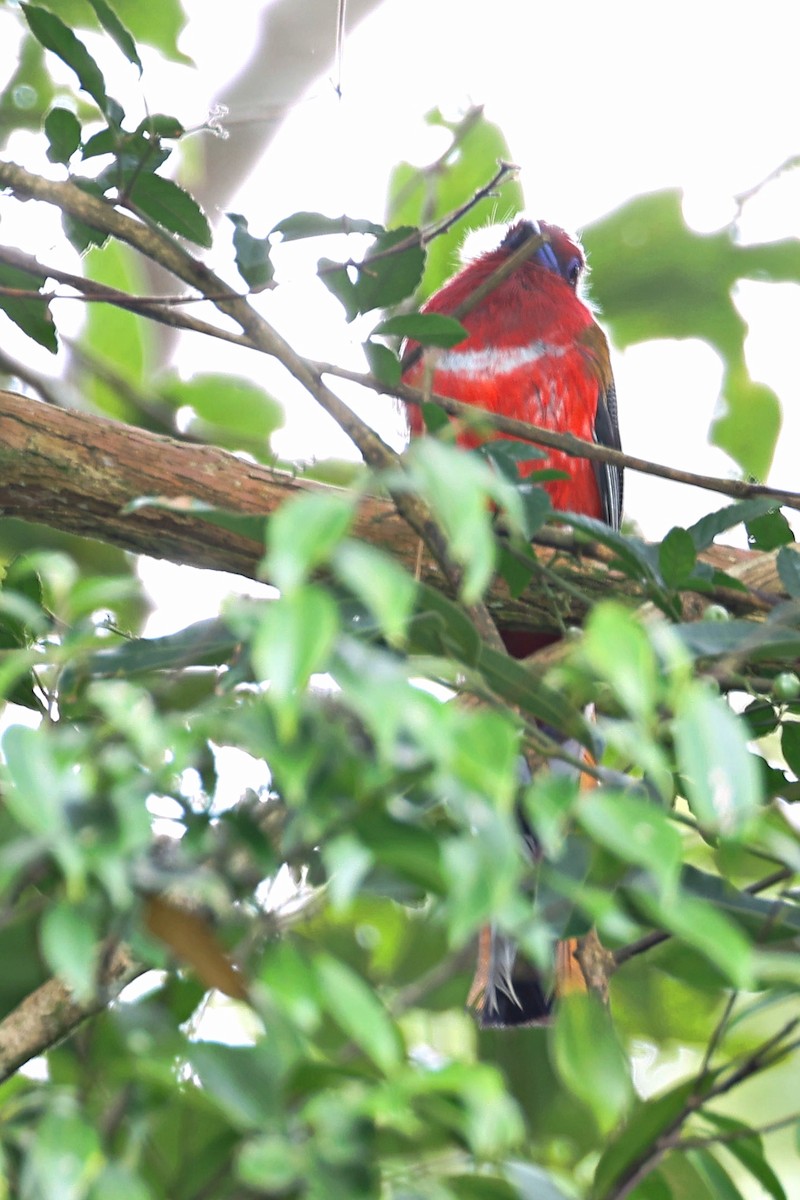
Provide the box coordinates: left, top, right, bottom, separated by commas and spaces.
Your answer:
2, 0, 800, 631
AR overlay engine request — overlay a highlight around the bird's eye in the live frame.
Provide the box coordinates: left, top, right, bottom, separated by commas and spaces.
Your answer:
566, 256, 582, 288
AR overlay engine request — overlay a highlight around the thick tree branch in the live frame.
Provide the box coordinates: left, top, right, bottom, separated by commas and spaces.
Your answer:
0, 945, 141, 1084
0, 391, 787, 640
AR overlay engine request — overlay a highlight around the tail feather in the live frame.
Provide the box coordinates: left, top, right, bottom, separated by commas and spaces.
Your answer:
470, 930, 585, 1027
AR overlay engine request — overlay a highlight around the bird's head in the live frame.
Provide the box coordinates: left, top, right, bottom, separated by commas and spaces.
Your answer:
499, 219, 585, 291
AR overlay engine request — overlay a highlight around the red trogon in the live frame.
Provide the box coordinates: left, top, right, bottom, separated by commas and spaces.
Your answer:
402, 219, 622, 1025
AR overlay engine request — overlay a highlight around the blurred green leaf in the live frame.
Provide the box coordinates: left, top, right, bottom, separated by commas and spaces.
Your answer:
577, 791, 682, 894
333, 540, 416, 647
582, 601, 658, 720
673, 685, 762, 835
40, 899, 99, 1002
22, 1107, 103, 1200
583, 189, 793, 478
44, 104, 81, 163
160, 372, 283, 453
252, 586, 339, 704
314, 952, 403, 1072
776, 546, 800, 598
387, 108, 523, 298
363, 339, 402, 386
551, 993, 633, 1134
265, 491, 356, 595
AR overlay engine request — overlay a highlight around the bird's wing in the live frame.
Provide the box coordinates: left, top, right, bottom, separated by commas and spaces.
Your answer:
593, 377, 623, 531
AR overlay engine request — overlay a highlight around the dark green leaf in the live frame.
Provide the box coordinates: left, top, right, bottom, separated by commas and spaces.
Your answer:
687, 499, 782, 551
271, 212, 384, 240
128, 173, 211, 246
577, 791, 682, 893
22, 4, 109, 114
373, 312, 468, 347
782, 723, 800, 777
320, 228, 425, 320
44, 104, 81, 163
228, 212, 274, 292
746, 509, 795, 551
62, 177, 110, 252
659, 525, 696, 587
189, 1042, 284, 1129
0, 260, 57, 352
777, 545, 800, 597
85, 0, 142, 73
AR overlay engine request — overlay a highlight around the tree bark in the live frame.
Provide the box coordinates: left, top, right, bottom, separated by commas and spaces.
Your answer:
0, 390, 788, 636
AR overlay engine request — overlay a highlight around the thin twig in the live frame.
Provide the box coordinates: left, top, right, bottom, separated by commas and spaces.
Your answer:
316, 361, 800, 512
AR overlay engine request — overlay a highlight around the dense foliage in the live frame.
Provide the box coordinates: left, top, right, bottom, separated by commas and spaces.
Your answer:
0, 4, 799, 1199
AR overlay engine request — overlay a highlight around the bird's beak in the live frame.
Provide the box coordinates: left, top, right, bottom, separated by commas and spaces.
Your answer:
534, 240, 560, 275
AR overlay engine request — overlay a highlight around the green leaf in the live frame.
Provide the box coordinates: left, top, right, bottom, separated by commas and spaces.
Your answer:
550, 993, 633, 1134
687, 498, 782, 551
22, 3, 109, 114
333, 541, 416, 647
85, 0, 142, 72
189, 1042, 284, 1129
363, 339, 402, 386
80, 240, 148, 418
160, 372, 283, 453
671, 617, 800, 662
44, 104, 81, 163
265, 491, 356, 595
659, 525, 697, 587
24, 1108, 103, 1200
627, 883, 753, 987
405, 437, 522, 602
387, 108, 523, 297
313, 952, 403, 1072
673, 684, 762, 835
252, 586, 339, 701
40, 900, 99, 1001
582, 601, 658, 720
583, 189, 795, 478
688, 1149, 747, 1200
777, 545, 800, 596
62, 177, 110, 252
237, 1135, 302, 1191
128, 173, 211, 246
782, 723, 800, 777
228, 212, 274, 292
702, 1113, 787, 1200
746, 508, 794, 551
88, 1164, 152, 1200
504, 1163, 574, 1200
271, 211, 384, 240
577, 791, 682, 894
373, 312, 468, 347
320, 227, 425, 320
0, 260, 57, 352
592, 1076, 710, 1198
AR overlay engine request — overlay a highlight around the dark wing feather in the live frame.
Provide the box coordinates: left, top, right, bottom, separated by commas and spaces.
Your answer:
593, 379, 623, 531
